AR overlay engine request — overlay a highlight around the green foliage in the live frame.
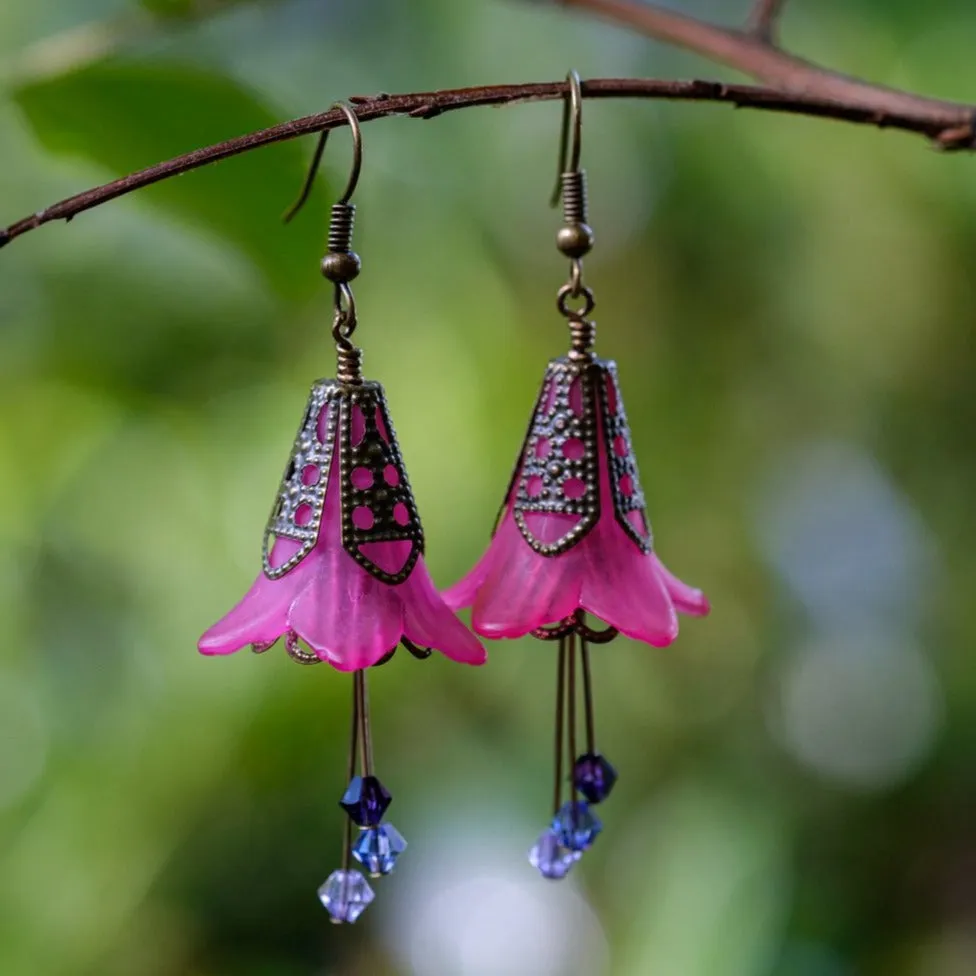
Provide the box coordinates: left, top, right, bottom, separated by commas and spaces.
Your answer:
14, 59, 326, 298
139, 0, 200, 17
138, 0, 281, 22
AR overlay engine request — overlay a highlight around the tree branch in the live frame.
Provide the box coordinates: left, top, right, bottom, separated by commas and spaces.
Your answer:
746, 0, 787, 44
559, 0, 972, 125
3, 77, 973, 250
3, 2, 976, 249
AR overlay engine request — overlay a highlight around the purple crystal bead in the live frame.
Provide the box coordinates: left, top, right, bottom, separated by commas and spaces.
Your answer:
352, 823, 407, 877
529, 827, 580, 880
318, 869, 375, 924
552, 800, 602, 852
573, 753, 618, 804
340, 775, 391, 827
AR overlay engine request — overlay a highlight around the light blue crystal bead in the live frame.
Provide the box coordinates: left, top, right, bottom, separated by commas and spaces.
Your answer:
318, 869, 375, 924
352, 823, 407, 877
529, 827, 580, 880
552, 800, 602, 852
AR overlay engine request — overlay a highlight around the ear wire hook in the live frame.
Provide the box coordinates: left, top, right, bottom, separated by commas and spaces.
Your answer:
284, 101, 363, 223
550, 69, 583, 208
551, 69, 596, 358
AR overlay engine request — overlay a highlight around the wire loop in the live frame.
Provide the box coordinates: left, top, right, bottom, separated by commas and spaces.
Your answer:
284, 101, 362, 223
331, 282, 358, 346
557, 282, 595, 320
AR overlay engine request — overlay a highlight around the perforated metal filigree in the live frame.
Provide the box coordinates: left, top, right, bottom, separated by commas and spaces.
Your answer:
509, 357, 652, 557
599, 362, 652, 553
262, 381, 337, 579
338, 381, 424, 584
512, 358, 600, 555
262, 379, 423, 585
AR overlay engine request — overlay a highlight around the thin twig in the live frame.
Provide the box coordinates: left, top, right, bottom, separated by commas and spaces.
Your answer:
746, 0, 787, 44
560, 0, 971, 124
2, 74, 974, 250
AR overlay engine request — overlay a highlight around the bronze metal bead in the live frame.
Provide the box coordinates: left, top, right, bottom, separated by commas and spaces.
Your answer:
556, 223, 594, 258
321, 251, 361, 283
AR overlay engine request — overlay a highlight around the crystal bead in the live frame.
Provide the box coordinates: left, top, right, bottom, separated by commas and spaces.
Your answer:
573, 753, 618, 804
528, 827, 580, 880
317, 869, 375, 924
552, 800, 602, 851
340, 775, 391, 827
352, 823, 407, 877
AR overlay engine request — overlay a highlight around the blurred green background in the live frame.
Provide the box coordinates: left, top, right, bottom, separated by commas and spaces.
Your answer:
1, 1, 974, 974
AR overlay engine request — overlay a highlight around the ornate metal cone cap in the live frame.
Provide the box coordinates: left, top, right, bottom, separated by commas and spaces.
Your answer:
263, 379, 424, 585
509, 355, 652, 557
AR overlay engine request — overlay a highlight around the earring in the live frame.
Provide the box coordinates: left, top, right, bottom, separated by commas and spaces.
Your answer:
198, 104, 486, 923
443, 72, 709, 878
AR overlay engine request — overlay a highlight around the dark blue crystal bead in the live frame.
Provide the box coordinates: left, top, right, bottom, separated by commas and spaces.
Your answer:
573, 753, 618, 804
529, 827, 580, 880
352, 823, 407, 877
340, 775, 391, 827
552, 800, 602, 852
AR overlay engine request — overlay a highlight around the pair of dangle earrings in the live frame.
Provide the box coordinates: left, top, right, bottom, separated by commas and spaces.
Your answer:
198, 75, 709, 924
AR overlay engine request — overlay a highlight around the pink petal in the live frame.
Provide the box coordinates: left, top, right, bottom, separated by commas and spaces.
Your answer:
358, 539, 415, 577
651, 553, 710, 616
288, 544, 404, 671
581, 520, 678, 647
523, 510, 585, 546
401, 560, 486, 665
198, 571, 299, 655
578, 377, 679, 646
441, 554, 490, 611
469, 515, 582, 638
441, 515, 509, 612
278, 436, 402, 670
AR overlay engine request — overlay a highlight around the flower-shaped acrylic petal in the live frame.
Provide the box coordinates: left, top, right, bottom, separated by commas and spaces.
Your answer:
199, 379, 486, 671
444, 357, 708, 646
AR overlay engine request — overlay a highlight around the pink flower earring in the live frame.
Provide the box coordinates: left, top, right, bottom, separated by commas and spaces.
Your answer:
198, 104, 485, 922
444, 72, 709, 877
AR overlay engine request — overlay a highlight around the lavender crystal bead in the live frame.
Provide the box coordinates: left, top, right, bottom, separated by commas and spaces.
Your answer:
340, 775, 391, 827
318, 869, 375, 924
529, 827, 580, 880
